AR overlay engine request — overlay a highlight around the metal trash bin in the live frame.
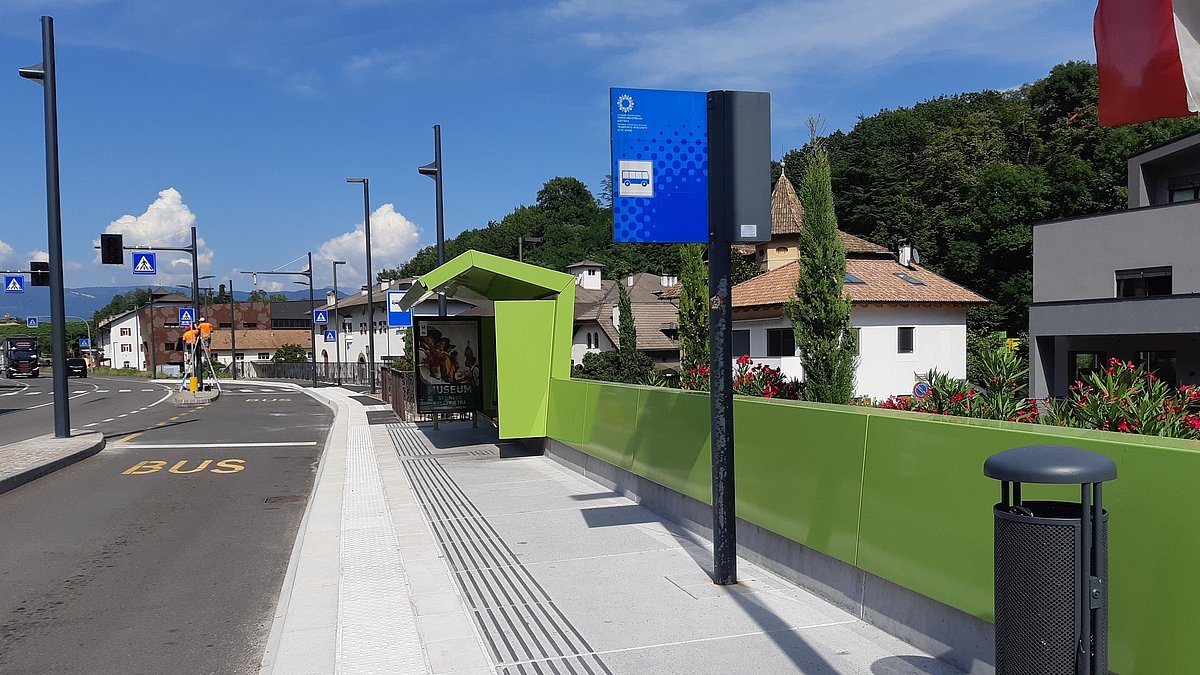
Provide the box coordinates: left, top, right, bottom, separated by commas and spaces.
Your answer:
984, 445, 1117, 675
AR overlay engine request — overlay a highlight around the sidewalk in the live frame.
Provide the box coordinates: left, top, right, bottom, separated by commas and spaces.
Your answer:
262, 387, 965, 674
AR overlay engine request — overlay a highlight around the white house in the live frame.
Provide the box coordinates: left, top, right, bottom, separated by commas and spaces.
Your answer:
320, 278, 477, 368
729, 175, 988, 400
568, 260, 681, 370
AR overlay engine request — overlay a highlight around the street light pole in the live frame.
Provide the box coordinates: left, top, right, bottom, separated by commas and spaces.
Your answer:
346, 178, 376, 393
241, 258, 317, 387
332, 260, 346, 386
518, 236, 543, 262
418, 124, 447, 317
229, 278, 237, 379
20, 15, 69, 438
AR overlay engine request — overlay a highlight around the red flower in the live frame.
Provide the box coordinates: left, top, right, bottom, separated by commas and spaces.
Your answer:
736, 354, 751, 366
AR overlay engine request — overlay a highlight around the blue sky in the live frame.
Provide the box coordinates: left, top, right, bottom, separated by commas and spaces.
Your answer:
0, 0, 1096, 291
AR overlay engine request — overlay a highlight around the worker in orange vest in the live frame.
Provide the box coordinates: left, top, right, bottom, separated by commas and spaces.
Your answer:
197, 318, 213, 346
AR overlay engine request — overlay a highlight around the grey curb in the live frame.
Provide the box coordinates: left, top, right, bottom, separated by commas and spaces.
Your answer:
0, 432, 106, 496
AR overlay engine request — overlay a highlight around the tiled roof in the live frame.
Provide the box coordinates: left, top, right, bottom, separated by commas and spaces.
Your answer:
838, 231, 892, 256
567, 259, 606, 268
772, 176, 804, 234
209, 330, 313, 350
732, 259, 988, 309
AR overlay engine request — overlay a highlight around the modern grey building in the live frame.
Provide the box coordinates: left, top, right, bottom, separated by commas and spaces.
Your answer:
1030, 132, 1200, 398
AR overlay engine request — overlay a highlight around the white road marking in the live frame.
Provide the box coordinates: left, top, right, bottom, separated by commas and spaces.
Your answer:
24, 392, 40, 396
84, 423, 98, 427
118, 389, 131, 393
96, 389, 109, 393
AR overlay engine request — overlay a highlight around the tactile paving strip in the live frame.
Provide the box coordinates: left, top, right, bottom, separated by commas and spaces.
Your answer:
388, 423, 431, 457
337, 415, 428, 674
391, 431, 612, 675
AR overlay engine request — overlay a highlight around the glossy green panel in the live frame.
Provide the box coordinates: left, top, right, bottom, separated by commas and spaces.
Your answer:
857, 413, 1200, 673
735, 398, 867, 565
479, 316, 498, 414
547, 377, 587, 445
629, 386, 712, 504
494, 301, 554, 438
550, 284, 575, 380
582, 382, 640, 470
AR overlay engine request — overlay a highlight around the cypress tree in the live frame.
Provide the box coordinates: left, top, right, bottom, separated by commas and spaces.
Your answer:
785, 119, 857, 403
677, 244, 709, 373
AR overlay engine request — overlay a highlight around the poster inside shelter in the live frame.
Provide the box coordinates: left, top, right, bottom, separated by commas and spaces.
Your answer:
415, 318, 482, 413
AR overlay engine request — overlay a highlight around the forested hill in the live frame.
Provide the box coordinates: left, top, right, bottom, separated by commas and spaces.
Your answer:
386, 61, 1200, 334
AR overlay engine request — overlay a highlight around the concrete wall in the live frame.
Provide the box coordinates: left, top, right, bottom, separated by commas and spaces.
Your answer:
1033, 201, 1200, 302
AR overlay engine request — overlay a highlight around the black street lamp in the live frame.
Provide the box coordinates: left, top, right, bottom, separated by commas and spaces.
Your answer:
519, 236, 543, 262
346, 178, 376, 393
418, 124, 447, 317
19, 16, 70, 438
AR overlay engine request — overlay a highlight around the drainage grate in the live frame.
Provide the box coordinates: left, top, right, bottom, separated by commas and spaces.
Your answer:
387, 424, 431, 457
367, 410, 400, 425
264, 495, 307, 504
350, 395, 384, 406
399, 455, 612, 675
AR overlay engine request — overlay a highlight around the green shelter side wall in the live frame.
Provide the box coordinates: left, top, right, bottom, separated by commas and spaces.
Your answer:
546, 376, 1200, 674
495, 301, 556, 438
480, 316, 498, 415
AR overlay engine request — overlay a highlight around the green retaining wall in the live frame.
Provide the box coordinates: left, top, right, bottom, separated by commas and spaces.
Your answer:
547, 377, 1200, 674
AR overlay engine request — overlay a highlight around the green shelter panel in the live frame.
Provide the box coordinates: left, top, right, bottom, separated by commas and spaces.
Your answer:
495, 300, 556, 438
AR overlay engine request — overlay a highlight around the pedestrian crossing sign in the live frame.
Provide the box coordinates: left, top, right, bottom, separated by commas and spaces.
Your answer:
4, 275, 23, 293
27, 317, 38, 329
178, 308, 195, 326
324, 329, 337, 343
313, 309, 329, 324
131, 251, 157, 275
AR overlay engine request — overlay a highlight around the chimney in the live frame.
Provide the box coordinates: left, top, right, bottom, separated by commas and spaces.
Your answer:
898, 242, 920, 269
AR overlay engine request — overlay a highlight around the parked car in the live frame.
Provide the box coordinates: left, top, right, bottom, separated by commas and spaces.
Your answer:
65, 358, 88, 378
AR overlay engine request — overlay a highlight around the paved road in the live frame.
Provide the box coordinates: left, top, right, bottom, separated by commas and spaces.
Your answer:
0, 383, 332, 674
0, 375, 176, 445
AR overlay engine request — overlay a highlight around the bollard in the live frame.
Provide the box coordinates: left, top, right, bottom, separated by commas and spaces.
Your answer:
984, 445, 1116, 675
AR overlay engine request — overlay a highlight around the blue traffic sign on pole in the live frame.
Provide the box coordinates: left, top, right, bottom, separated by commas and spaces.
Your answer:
27, 317, 39, 329
913, 381, 931, 399
79, 337, 91, 349
131, 251, 157, 275
313, 309, 329, 324
386, 290, 412, 327
178, 307, 195, 326
323, 329, 337, 343
4, 275, 25, 293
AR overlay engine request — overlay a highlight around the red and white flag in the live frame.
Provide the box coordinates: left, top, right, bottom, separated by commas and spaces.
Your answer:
1095, 0, 1200, 126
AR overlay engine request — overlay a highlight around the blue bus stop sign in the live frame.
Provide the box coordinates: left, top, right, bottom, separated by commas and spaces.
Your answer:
387, 290, 412, 327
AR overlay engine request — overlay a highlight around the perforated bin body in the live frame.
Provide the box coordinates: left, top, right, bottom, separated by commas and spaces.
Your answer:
994, 501, 1108, 675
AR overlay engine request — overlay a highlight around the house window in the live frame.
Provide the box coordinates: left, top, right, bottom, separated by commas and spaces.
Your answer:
235, 352, 245, 360
1116, 266, 1171, 297
586, 333, 593, 349
1139, 350, 1178, 388
163, 342, 177, 351
258, 352, 270, 360
1171, 186, 1200, 203
120, 327, 131, 336
588, 269, 596, 276
1069, 351, 1105, 383
120, 344, 132, 352
766, 328, 795, 357
897, 327, 914, 354
241, 322, 258, 329
732, 330, 750, 358
219, 322, 232, 328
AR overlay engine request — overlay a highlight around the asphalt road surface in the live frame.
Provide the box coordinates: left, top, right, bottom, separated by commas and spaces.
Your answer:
0, 374, 176, 445
0, 382, 332, 674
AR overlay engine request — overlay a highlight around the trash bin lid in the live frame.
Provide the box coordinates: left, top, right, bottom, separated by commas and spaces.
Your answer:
984, 445, 1117, 484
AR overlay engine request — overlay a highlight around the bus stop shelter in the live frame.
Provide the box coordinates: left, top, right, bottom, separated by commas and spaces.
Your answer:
397, 250, 576, 439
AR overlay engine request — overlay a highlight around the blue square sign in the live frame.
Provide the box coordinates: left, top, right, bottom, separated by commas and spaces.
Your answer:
27, 317, 38, 329
313, 309, 329, 324
386, 290, 412, 327
131, 251, 157, 275
178, 307, 195, 326
610, 88, 709, 243
323, 329, 337, 343
79, 337, 91, 349
4, 275, 24, 293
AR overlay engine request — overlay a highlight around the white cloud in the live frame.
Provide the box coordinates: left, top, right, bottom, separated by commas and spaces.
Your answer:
95, 188, 214, 284
314, 204, 420, 286
565, 0, 1072, 87
30, 250, 49, 263
0, 239, 13, 266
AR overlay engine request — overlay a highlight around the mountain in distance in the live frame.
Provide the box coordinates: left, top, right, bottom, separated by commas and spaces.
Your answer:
0, 285, 337, 323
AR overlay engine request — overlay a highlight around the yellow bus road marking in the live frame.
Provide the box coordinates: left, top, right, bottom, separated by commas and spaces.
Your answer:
123, 459, 246, 475
117, 431, 144, 443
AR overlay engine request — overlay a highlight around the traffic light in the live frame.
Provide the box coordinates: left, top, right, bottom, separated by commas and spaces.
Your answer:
29, 261, 49, 287
100, 233, 123, 265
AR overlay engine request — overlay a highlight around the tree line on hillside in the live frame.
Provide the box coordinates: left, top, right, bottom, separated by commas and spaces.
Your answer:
386, 62, 1200, 339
